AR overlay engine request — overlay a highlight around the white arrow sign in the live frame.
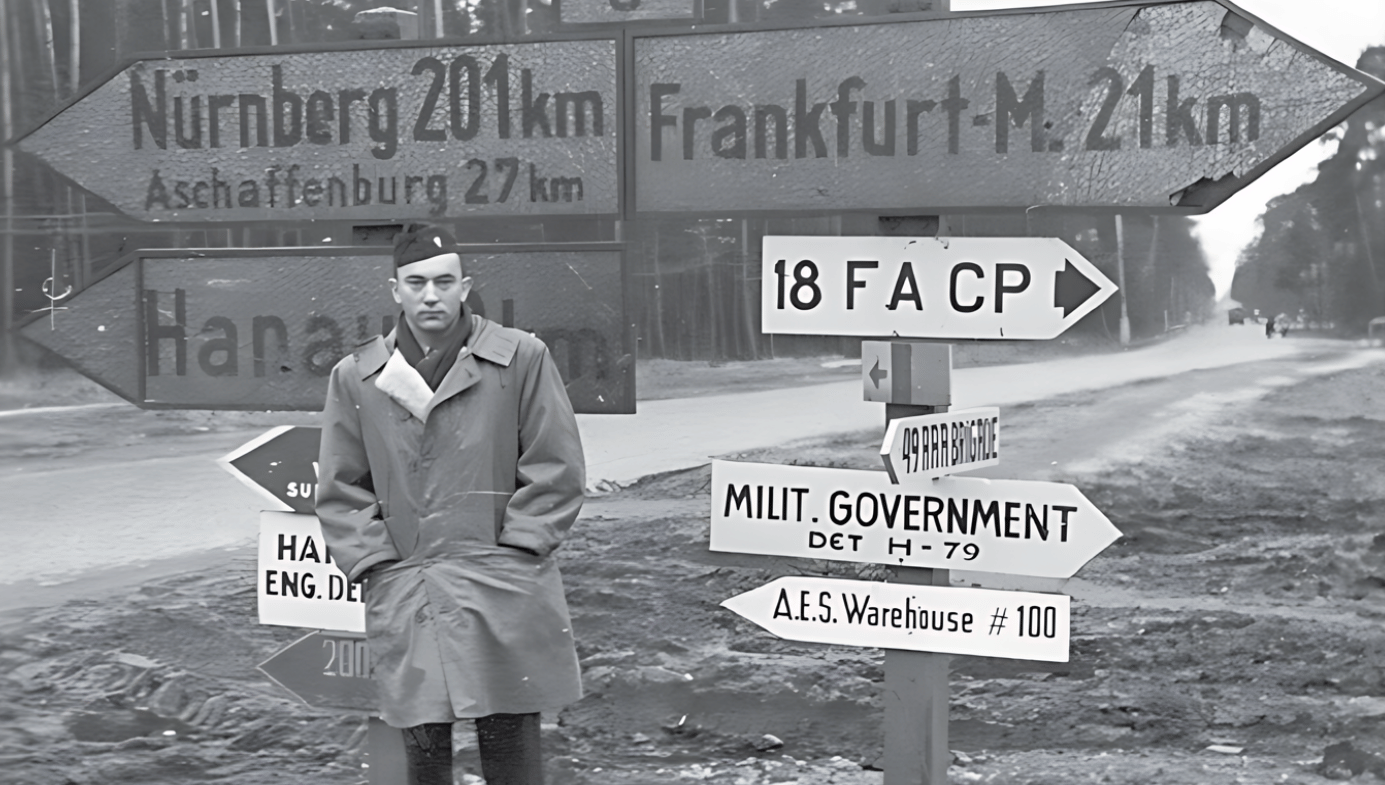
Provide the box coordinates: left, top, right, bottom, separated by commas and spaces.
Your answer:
761, 236, 1117, 340
721, 576, 1069, 662
881, 407, 1000, 483
709, 460, 1119, 579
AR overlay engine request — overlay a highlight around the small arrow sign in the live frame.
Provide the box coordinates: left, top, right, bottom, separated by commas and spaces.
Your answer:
258, 630, 377, 713
220, 426, 322, 514
880, 407, 1000, 483
868, 358, 888, 389
721, 576, 1069, 662
710, 460, 1119, 579
762, 237, 1117, 340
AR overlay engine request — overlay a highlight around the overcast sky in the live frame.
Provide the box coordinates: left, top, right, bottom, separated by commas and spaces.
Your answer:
952, 0, 1385, 299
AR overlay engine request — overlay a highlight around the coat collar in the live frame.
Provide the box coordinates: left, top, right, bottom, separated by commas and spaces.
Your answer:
360, 316, 520, 422
355, 315, 517, 381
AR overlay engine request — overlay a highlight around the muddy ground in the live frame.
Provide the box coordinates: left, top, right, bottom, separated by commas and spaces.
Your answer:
1, 352, 1384, 784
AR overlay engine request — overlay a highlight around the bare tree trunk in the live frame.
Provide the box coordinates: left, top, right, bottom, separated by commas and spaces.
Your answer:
265, 0, 278, 45
740, 219, 759, 358
36, 0, 58, 106
232, 0, 241, 47
67, 0, 79, 93
0, 0, 18, 376
651, 226, 666, 357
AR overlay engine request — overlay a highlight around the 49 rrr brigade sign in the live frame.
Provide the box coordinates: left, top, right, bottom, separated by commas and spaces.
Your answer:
632, 0, 1381, 214
15, 37, 619, 222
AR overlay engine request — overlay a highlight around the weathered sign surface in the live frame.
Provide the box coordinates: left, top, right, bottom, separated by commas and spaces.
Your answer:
881, 407, 1000, 483
15, 38, 619, 221
220, 426, 322, 514
762, 236, 1116, 339
259, 511, 365, 633
17, 245, 632, 413
709, 460, 1120, 579
632, 1, 1384, 213
258, 630, 377, 713
722, 576, 1070, 661
561, 0, 695, 25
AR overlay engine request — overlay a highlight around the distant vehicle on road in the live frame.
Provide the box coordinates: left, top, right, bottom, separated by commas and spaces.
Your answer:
1228, 307, 1246, 325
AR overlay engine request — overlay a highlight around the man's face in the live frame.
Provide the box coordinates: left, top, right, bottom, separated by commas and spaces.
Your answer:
390, 253, 472, 339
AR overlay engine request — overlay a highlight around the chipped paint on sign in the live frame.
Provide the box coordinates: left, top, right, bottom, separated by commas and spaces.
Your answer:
632, 1, 1378, 213
18, 40, 619, 221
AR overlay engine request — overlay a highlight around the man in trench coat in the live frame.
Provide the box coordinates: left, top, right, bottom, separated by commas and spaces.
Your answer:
315, 223, 586, 785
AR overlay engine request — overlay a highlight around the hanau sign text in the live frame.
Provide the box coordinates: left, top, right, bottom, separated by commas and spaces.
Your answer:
16, 39, 619, 221
18, 245, 632, 413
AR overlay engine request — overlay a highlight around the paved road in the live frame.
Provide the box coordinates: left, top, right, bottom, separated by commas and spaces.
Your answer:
1, 325, 1371, 605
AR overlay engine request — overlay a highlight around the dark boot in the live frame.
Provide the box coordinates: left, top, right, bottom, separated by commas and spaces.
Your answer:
476, 712, 544, 785
402, 722, 454, 785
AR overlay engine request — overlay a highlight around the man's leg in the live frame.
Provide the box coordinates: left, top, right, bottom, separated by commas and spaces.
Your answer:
476, 712, 543, 785
402, 722, 454, 785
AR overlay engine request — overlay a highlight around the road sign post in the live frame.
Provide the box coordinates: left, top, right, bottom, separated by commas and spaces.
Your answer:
219, 426, 322, 514
631, 1, 1383, 215
721, 576, 1070, 662
18, 244, 633, 414
763, 236, 1117, 340
14, 38, 621, 223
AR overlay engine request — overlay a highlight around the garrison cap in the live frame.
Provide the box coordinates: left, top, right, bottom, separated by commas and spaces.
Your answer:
393, 223, 462, 269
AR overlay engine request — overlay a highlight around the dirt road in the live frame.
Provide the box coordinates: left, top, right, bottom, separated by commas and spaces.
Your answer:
1, 332, 1383, 784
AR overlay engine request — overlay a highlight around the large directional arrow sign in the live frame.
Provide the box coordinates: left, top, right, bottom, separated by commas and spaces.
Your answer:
258, 630, 377, 713
721, 576, 1069, 662
709, 460, 1120, 579
16, 244, 632, 413
219, 426, 322, 514
13, 39, 618, 222
632, 1, 1383, 214
881, 407, 1000, 484
761, 236, 1116, 339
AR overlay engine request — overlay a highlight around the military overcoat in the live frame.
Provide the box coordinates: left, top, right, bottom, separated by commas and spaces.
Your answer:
315, 316, 585, 727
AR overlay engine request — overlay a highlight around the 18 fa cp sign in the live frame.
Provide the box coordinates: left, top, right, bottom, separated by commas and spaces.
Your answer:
761, 236, 1116, 340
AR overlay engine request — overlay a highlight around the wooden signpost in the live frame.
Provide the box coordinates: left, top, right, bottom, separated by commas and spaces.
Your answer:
761, 236, 1117, 339
709, 459, 1119, 579
18, 244, 633, 414
880, 407, 1000, 483
13, 37, 621, 222
630, 1, 1383, 215
716, 221, 1124, 782
721, 576, 1071, 662
219, 425, 322, 514
257, 630, 377, 713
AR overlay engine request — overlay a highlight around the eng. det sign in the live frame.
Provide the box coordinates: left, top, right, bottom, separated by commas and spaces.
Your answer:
258, 511, 364, 633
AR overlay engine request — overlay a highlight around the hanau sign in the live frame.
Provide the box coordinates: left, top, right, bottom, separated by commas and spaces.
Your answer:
709, 460, 1120, 579
722, 576, 1070, 662
881, 407, 1000, 483
258, 511, 365, 633
632, 1, 1383, 214
761, 236, 1115, 339
220, 425, 322, 514
15, 38, 619, 221
17, 245, 632, 413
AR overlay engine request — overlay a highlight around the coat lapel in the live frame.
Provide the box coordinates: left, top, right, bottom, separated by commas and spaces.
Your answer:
375, 349, 434, 421
425, 317, 518, 417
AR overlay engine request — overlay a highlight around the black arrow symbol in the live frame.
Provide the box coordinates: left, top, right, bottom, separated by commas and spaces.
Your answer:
868, 357, 888, 389
1053, 259, 1102, 318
